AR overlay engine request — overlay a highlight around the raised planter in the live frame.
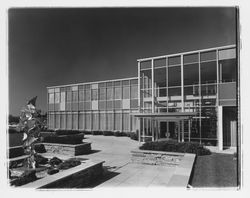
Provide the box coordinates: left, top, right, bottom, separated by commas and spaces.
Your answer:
9, 146, 24, 158
21, 159, 104, 188
131, 149, 184, 166
41, 142, 92, 156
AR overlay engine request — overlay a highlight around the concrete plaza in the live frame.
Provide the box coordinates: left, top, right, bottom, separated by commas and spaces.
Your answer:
79, 135, 194, 187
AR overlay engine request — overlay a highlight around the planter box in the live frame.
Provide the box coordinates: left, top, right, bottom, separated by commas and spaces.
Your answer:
21, 160, 104, 188
41, 142, 91, 156
9, 146, 24, 158
131, 149, 184, 166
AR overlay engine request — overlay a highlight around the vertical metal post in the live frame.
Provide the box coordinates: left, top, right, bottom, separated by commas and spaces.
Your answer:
181, 55, 184, 112
137, 61, 141, 113
198, 52, 202, 144
138, 117, 141, 143
177, 121, 180, 142
166, 57, 169, 112
151, 59, 155, 113
188, 119, 191, 142
182, 120, 184, 142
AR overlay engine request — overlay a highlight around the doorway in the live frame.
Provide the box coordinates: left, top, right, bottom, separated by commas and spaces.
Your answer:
160, 121, 178, 140
223, 107, 237, 148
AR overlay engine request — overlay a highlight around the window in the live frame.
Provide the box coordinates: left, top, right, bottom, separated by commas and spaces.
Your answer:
131, 85, 138, 99
114, 87, 122, 99
107, 87, 113, 100
49, 93, 54, 104
84, 89, 91, 101
100, 113, 106, 130
91, 89, 98, 101
79, 90, 84, 101
66, 91, 72, 102
55, 92, 60, 103
168, 56, 181, 66
122, 86, 130, 99
184, 63, 199, 85
72, 91, 78, 102
168, 66, 181, 87
115, 113, 121, 130
200, 51, 216, 62
99, 88, 106, 100
201, 61, 217, 84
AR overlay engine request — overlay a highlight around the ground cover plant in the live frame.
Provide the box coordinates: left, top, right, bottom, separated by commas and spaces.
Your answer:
189, 153, 237, 187
139, 140, 211, 156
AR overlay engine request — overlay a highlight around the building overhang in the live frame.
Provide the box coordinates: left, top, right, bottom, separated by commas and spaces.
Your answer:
131, 112, 196, 121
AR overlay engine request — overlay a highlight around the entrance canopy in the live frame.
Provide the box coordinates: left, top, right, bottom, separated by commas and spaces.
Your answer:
132, 112, 196, 120
132, 112, 197, 143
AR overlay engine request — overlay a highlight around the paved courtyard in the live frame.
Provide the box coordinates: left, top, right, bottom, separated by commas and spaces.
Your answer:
76, 135, 194, 188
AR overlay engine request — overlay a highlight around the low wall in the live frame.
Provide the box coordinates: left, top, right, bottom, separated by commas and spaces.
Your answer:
131, 149, 184, 166
42, 142, 91, 156
21, 160, 104, 188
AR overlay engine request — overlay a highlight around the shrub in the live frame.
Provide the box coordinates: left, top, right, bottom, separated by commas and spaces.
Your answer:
139, 140, 211, 156
10, 169, 37, 186
43, 134, 84, 144
92, 131, 103, 135
83, 131, 92, 135
35, 154, 48, 165
55, 130, 81, 136
103, 131, 114, 136
58, 158, 81, 170
114, 131, 127, 137
34, 144, 46, 153
49, 157, 63, 166
128, 131, 139, 140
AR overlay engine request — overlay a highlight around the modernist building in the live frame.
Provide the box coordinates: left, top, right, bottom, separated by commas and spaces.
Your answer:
47, 44, 237, 150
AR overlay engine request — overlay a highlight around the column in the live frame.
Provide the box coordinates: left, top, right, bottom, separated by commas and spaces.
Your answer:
151, 59, 155, 113
218, 106, 223, 150
181, 55, 184, 112
182, 120, 184, 142
188, 119, 191, 142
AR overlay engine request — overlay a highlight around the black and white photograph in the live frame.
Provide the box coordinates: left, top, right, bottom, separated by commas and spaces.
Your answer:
4, 3, 244, 193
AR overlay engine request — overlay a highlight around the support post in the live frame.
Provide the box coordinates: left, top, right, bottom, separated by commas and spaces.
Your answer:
181, 55, 184, 112
182, 120, 184, 142
178, 121, 180, 142
218, 106, 223, 150
188, 119, 191, 142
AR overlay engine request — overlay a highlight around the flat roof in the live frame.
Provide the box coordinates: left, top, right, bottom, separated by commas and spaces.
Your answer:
132, 112, 196, 120
47, 76, 138, 89
137, 44, 236, 62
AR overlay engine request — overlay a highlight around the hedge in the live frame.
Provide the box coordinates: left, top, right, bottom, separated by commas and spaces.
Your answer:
103, 131, 114, 136
139, 140, 211, 156
43, 134, 84, 145
55, 130, 82, 136
114, 131, 127, 137
92, 131, 103, 135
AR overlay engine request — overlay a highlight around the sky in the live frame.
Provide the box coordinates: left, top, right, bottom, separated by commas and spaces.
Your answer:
8, 7, 237, 115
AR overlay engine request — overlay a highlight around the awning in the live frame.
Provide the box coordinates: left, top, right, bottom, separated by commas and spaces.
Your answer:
131, 112, 196, 120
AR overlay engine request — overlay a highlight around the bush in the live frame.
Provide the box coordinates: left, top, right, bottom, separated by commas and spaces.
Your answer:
35, 154, 48, 165
103, 131, 114, 136
92, 131, 103, 135
83, 131, 92, 135
49, 157, 63, 166
43, 134, 84, 144
55, 130, 81, 136
34, 144, 46, 153
58, 158, 81, 170
114, 131, 127, 137
139, 140, 211, 156
127, 131, 139, 140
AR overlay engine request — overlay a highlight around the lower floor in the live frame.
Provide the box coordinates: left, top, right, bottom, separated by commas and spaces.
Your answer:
47, 106, 237, 150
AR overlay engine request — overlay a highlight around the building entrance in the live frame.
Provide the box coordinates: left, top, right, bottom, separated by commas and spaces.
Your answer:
223, 107, 237, 148
160, 121, 178, 140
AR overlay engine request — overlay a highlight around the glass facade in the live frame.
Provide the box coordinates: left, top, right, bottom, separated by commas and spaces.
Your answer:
47, 45, 237, 147
47, 78, 139, 132
138, 45, 237, 145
